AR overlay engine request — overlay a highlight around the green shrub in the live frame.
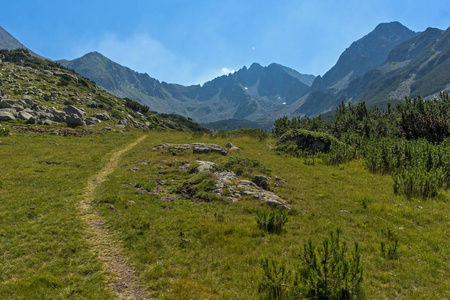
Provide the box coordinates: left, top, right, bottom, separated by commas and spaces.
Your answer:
110, 109, 124, 120
276, 129, 345, 155
257, 229, 364, 299
0, 127, 10, 136
380, 227, 399, 260
255, 209, 288, 234
296, 229, 364, 299
258, 258, 291, 299
222, 156, 270, 177
392, 165, 443, 198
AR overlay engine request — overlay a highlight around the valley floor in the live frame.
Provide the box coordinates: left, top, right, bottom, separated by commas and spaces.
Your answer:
0, 129, 448, 299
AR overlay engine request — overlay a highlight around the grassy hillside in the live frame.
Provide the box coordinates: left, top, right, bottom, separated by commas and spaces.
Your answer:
0, 49, 207, 132
2, 127, 447, 298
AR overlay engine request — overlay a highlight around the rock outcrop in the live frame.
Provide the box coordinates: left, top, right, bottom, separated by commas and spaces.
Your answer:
194, 160, 290, 209
0, 94, 110, 127
153, 143, 228, 156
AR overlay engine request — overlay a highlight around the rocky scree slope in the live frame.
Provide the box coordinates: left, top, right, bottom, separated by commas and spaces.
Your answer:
0, 49, 207, 132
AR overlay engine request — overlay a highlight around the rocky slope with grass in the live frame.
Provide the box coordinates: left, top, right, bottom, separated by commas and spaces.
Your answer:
0, 49, 207, 132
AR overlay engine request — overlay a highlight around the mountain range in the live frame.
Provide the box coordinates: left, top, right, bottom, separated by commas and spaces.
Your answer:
1, 22, 449, 129
58, 53, 316, 126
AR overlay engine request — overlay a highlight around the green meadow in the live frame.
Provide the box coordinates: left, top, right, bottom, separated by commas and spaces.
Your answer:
1, 128, 448, 299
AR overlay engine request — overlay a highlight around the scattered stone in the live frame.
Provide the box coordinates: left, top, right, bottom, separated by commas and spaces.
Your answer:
127, 200, 136, 205
416, 206, 423, 209
253, 175, 270, 190
48, 142, 58, 145
128, 168, 140, 172
102, 127, 112, 131
94, 112, 111, 121
339, 210, 351, 214
154, 143, 228, 156
118, 119, 128, 126
178, 163, 191, 170
137, 161, 150, 165
225, 142, 240, 151
109, 204, 115, 210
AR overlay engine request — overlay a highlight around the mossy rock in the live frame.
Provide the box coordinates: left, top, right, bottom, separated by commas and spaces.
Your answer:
276, 128, 345, 154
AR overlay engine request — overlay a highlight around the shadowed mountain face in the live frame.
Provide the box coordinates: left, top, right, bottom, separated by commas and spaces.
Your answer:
310, 22, 418, 93
0, 26, 41, 58
59, 53, 315, 124
298, 25, 450, 116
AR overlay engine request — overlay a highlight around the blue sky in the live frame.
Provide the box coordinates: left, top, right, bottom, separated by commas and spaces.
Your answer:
1, 0, 448, 85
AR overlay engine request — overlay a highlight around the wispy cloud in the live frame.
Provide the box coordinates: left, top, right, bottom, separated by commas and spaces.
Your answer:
221, 67, 235, 75
76, 32, 196, 85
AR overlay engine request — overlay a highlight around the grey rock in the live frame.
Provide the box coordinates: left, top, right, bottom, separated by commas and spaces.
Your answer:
22, 95, 33, 102
94, 112, 111, 121
85, 117, 99, 125
64, 114, 86, 126
18, 111, 33, 120
254, 175, 270, 190
0, 111, 15, 121
27, 116, 39, 124
193, 145, 227, 156
63, 105, 85, 118
164, 121, 176, 129
118, 118, 128, 126
0, 108, 18, 117
225, 142, 240, 151
42, 119, 54, 126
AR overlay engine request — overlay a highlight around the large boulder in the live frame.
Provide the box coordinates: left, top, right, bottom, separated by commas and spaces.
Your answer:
85, 117, 100, 125
0, 108, 18, 117
18, 111, 33, 121
64, 114, 86, 126
0, 111, 16, 121
94, 112, 111, 121
63, 105, 85, 118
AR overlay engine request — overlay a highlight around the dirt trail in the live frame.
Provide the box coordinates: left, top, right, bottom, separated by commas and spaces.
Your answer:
79, 135, 148, 299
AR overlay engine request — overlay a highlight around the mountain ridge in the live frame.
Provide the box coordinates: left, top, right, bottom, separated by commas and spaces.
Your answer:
58, 53, 315, 124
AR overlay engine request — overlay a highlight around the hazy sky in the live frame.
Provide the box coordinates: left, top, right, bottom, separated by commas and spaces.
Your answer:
1, 0, 448, 85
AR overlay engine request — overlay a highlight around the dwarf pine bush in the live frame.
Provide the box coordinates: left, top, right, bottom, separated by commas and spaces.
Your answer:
380, 227, 399, 260
258, 258, 291, 300
258, 229, 364, 299
295, 229, 364, 299
255, 209, 289, 234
